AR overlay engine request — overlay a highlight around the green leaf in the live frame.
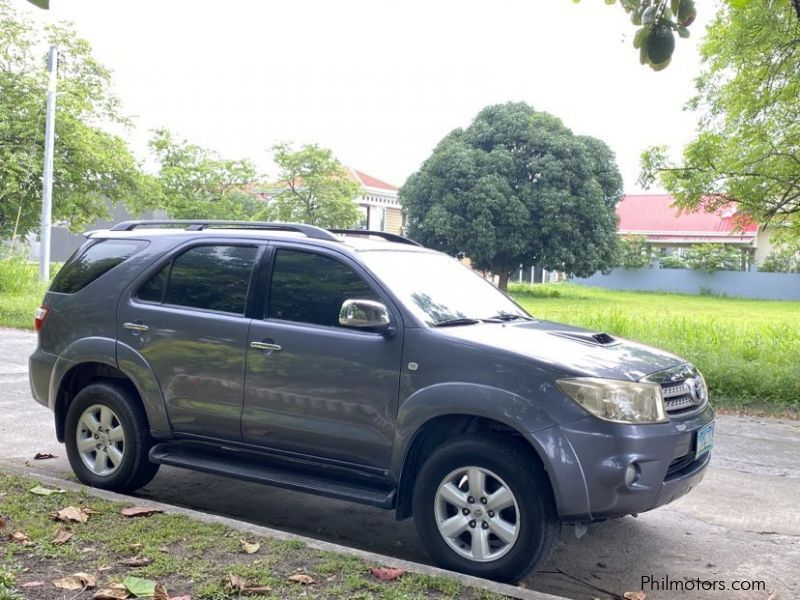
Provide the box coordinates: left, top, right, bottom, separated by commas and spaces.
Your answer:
677, 26, 691, 38
633, 26, 651, 49
671, 0, 680, 14
727, 0, 751, 7
123, 576, 156, 598
29, 486, 64, 496
26, 0, 49, 8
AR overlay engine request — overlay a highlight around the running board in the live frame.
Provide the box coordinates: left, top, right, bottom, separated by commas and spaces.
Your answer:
149, 442, 395, 509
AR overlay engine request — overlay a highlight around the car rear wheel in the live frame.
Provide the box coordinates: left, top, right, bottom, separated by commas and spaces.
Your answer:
65, 382, 159, 492
412, 434, 557, 582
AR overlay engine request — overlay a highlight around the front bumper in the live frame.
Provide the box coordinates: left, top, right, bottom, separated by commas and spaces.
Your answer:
555, 403, 714, 521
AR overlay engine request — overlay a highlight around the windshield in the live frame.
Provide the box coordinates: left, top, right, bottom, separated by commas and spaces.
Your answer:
359, 250, 530, 326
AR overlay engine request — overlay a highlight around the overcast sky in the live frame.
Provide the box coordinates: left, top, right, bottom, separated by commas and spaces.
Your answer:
14, 0, 714, 192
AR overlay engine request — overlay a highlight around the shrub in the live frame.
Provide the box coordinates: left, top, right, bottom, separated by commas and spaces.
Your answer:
616, 235, 653, 269
659, 254, 687, 269
684, 244, 744, 272
759, 242, 800, 273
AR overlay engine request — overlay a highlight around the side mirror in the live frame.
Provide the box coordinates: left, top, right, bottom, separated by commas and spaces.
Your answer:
339, 299, 391, 331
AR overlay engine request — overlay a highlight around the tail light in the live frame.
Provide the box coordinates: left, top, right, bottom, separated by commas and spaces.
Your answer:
34, 305, 49, 332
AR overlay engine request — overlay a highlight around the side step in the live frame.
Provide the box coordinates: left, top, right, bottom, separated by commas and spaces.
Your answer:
149, 442, 396, 509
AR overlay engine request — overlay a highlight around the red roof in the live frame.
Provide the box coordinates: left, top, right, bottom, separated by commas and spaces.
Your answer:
348, 168, 398, 191
617, 194, 759, 236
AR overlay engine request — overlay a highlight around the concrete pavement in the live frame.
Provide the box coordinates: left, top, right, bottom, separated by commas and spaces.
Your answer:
2, 327, 798, 599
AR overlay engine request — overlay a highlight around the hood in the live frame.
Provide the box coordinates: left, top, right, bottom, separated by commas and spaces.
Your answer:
435, 319, 685, 381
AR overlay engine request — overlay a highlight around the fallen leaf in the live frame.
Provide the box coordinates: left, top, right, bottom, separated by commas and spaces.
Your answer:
29, 485, 64, 496
53, 572, 96, 591
0, 516, 7, 529
222, 574, 271, 596
52, 506, 89, 523
53, 528, 73, 545
624, 592, 647, 600
119, 556, 154, 567
22, 581, 44, 588
287, 573, 315, 585
240, 539, 261, 554
82, 507, 102, 515
516, 581, 529, 589
98, 565, 113, 572
170, 596, 192, 600
129, 543, 144, 550
370, 567, 406, 582
326, 575, 337, 582
123, 576, 157, 598
93, 583, 131, 600
34, 452, 57, 460
10, 531, 30, 543
153, 582, 169, 600
121, 506, 163, 518
223, 574, 248, 591
158, 546, 170, 553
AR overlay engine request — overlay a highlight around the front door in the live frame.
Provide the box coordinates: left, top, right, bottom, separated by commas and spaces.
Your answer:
243, 245, 403, 470
118, 241, 262, 441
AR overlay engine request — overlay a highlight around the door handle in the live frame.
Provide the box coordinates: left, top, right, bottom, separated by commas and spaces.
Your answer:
123, 322, 149, 332
250, 341, 282, 352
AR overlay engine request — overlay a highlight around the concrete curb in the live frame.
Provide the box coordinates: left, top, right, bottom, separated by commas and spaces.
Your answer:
5, 465, 570, 600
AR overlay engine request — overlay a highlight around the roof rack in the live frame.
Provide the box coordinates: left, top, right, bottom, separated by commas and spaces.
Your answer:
109, 220, 341, 243
328, 229, 422, 247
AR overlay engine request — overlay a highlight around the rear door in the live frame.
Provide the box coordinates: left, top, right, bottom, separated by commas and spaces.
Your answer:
242, 244, 404, 470
118, 240, 263, 441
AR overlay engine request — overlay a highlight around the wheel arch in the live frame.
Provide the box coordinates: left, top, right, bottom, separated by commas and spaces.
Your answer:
51, 340, 170, 442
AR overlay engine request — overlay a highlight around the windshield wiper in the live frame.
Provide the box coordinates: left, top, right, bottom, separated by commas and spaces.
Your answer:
433, 317, 482, 327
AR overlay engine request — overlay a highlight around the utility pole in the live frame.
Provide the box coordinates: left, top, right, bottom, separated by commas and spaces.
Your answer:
39, 45, 57, 282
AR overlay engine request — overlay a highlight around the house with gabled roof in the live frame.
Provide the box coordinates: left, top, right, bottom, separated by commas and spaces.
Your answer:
616, 194, 774, 264
345, 168, 403, 235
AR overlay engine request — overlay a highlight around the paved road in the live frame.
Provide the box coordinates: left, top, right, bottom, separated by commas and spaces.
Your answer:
2, 328, 798, 599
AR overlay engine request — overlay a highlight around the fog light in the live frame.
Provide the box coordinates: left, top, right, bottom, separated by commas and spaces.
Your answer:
625, 463, 640, 486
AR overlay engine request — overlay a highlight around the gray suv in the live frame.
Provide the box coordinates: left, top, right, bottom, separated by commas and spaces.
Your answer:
29, 220, 714, 582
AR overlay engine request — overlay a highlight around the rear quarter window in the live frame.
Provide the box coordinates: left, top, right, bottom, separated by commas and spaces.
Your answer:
50, 239, 147, 294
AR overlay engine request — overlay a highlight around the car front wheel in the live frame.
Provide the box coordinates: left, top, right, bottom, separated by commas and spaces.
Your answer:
412, 434, 557, 582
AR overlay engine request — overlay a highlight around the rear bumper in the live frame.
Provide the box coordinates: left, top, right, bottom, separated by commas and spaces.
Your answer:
29, 348, 57, 409
549, 403, 715, 521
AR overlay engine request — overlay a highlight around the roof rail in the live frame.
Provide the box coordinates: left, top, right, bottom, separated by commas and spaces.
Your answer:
328, 229, 422, 247
109, 220, 341, 243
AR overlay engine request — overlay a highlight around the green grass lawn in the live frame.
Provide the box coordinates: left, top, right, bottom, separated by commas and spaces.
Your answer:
510, 283, 800, 414
0, 472, 501, 600
0, 259, 49, 330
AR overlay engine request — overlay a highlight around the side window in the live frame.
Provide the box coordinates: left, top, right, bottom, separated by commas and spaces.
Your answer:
160, 245, 258, 315
136, 263, 169, 303
50, 240, 147, 294
269, 249, 377, 327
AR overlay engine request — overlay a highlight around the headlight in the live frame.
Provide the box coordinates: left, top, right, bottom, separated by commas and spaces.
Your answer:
556, 377, 668, 424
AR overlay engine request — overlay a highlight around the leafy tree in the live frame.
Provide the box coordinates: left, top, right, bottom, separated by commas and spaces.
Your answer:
617, 235, 653, 268
759, 232, 800, 273
684, 244, 744, 272
0, 0, 154, 239
149, 129, 263, 219
640, 1, 800, 230
584, 0, 798, 70
401, 102, 622, 291
267, 143, 360, 228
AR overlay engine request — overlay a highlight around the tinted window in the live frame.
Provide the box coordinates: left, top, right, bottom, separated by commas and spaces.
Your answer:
269, 249, 377, 327
50, 240, 146, 294
163, 245, 258, 314
136, 263, 169, 303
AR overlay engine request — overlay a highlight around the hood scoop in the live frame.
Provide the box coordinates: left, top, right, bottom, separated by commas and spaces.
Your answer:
549, 330, 619, 346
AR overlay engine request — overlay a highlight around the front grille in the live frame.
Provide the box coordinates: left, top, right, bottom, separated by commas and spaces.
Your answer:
661, 380, 703, 414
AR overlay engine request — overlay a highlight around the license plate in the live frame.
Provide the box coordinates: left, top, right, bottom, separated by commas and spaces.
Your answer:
695, 421, 715, 459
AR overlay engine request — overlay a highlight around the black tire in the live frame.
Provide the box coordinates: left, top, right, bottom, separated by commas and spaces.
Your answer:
412, 434, 557, 582
64, 381, 160, 493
